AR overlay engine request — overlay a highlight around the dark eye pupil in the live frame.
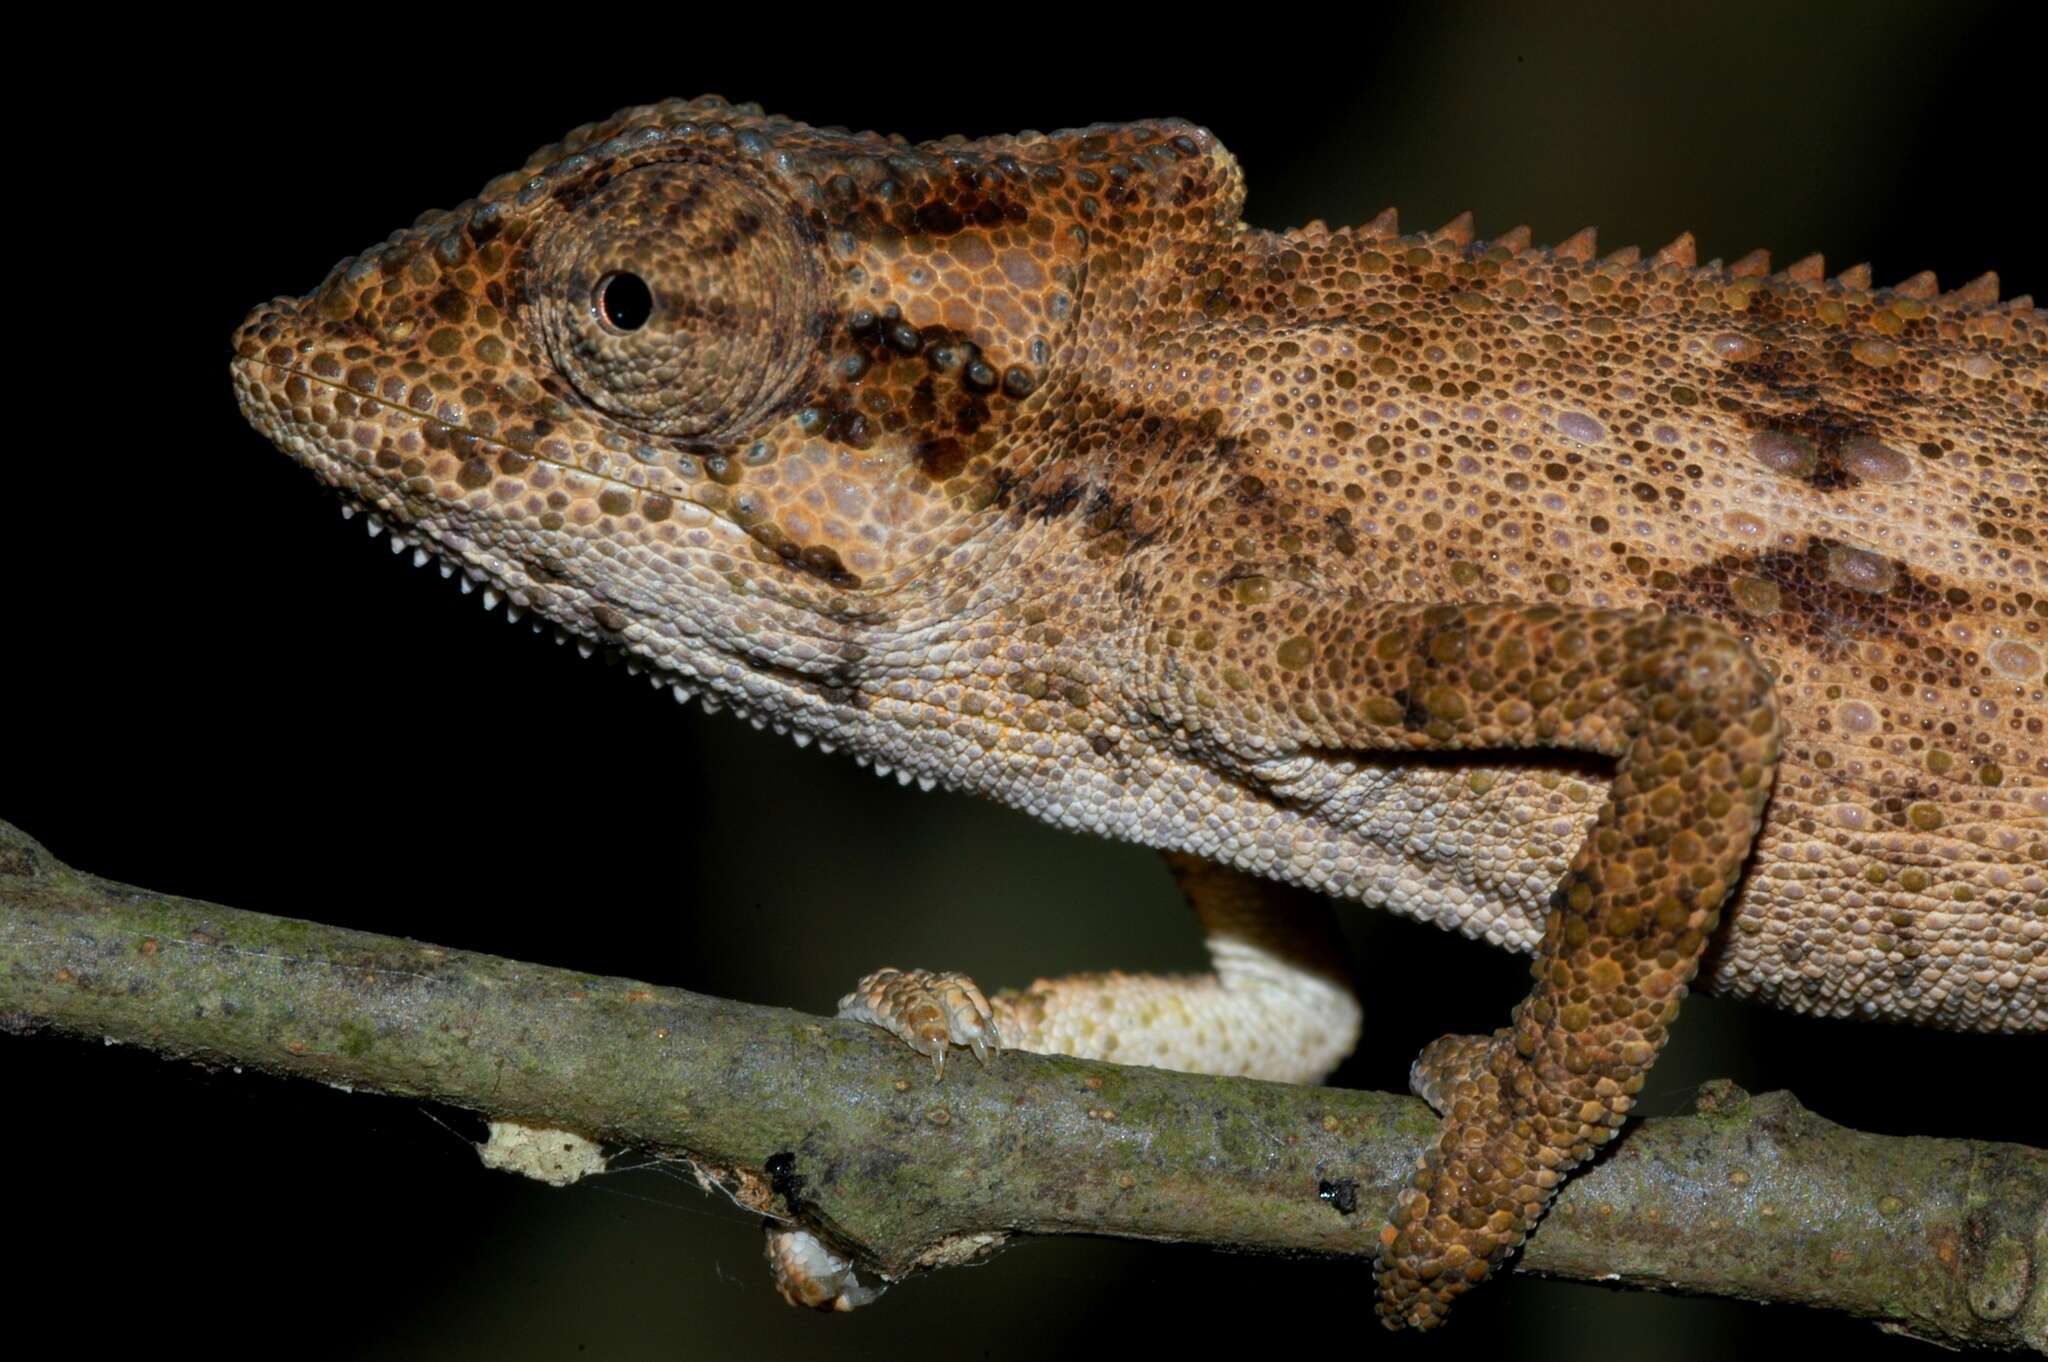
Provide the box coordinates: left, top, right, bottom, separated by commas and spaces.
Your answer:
598, 272, 653, 332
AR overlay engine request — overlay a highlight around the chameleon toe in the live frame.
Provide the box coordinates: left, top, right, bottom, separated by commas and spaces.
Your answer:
1407, 1030, 1500, 1116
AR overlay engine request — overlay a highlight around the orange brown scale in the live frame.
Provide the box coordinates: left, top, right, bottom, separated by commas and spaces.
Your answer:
231, 96, 2044, 1331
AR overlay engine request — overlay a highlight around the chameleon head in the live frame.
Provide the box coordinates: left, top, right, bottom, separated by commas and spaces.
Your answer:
231, 95, 1240, 732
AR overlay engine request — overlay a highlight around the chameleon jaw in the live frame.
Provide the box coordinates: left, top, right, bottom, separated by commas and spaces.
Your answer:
233, 347, 992, 798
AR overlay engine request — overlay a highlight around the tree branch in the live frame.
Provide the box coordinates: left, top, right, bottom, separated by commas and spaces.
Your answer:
1, 817, 2040, 1351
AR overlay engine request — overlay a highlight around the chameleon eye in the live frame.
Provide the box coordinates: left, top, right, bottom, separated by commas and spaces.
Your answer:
596, 272, 654, 333
540, 162, 820, 439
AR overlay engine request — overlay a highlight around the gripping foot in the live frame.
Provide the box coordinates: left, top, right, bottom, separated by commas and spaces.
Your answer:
837, 967, 1002, 1077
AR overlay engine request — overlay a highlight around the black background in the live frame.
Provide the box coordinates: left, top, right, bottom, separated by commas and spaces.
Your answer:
9, 6, 2043, 1358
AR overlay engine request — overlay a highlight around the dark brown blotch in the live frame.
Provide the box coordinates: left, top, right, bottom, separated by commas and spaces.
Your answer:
1741, 405, 1893, 492
1665, 535, 1957, 677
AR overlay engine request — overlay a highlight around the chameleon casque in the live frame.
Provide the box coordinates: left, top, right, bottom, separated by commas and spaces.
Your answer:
229, 96, 2046, 1329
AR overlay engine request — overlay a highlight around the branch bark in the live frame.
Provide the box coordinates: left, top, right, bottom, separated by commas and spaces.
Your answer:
1, 817, 2040, 1351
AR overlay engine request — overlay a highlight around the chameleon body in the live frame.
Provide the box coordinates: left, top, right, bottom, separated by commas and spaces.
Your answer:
231, 97, 2045, 1328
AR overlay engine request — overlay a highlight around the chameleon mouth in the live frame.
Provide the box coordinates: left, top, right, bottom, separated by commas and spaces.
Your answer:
229, 291, 753, 551
227, 337, 873, 615
229, 350, 628, 528
228, 335, 726, 678
227, 350, 898, 772
229, 350, 528, 596
227, 303, 936, 786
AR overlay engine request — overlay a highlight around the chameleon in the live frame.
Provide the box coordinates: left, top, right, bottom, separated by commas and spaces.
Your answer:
229, 95, 2045, 1329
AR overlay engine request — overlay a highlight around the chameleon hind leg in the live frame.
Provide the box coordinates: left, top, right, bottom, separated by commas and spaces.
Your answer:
839, 851, 1361, 1084
770, 854, 1362, 1309
1194, 599, 1776, 1330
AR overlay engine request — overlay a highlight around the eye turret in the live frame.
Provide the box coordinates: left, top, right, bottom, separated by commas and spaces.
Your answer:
541, 162, 819, 439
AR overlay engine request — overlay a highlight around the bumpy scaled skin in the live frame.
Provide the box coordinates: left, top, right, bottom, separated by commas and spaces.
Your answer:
232, 97, 2046, 1328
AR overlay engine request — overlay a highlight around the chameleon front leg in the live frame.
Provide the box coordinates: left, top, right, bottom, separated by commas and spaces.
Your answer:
771, 854, 1362, 1309
1186, 599, 1776, 1329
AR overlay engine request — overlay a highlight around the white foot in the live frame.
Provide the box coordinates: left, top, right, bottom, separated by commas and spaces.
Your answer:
837, 967, 1002, 1077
